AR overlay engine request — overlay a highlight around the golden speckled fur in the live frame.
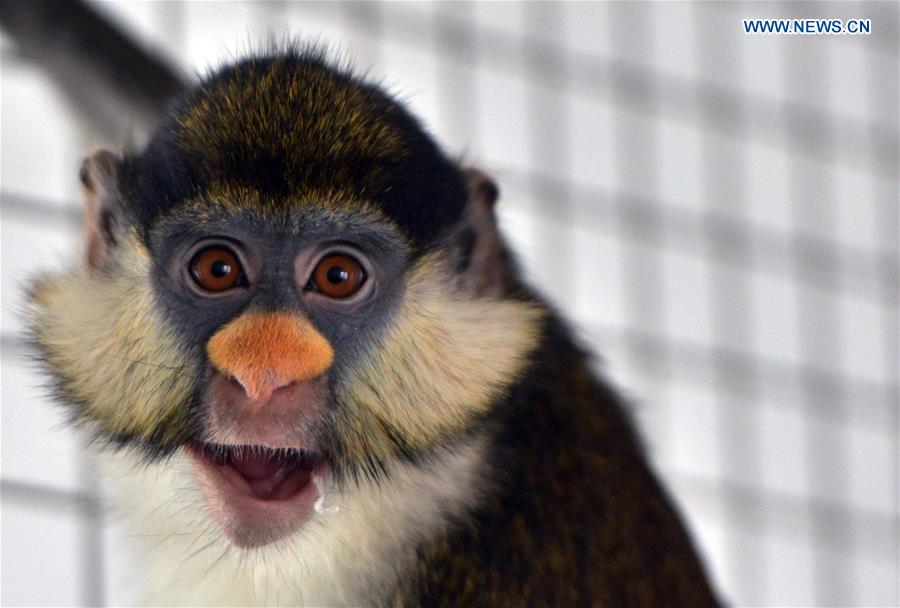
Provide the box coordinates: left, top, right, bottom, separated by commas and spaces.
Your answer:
176, 58, 407, 198
335, 253, 544, 458
29, 230, 198, 446
186, 182, 406, 229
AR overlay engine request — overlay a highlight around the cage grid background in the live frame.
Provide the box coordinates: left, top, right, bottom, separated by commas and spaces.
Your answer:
1, 2, 897, 607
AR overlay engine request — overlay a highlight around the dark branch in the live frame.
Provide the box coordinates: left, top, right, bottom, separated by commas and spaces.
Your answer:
0, 0, 187, 142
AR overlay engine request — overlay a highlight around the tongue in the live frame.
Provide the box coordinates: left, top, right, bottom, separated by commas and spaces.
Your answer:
231, 452, 284, 480
222, 449, 315, 500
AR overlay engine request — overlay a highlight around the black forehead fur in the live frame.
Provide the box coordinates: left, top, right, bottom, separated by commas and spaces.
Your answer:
120, 45, 468, 250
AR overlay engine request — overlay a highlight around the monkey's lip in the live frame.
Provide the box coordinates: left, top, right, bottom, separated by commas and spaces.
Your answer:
188, 442, 323, 501
186, 442, 327, 547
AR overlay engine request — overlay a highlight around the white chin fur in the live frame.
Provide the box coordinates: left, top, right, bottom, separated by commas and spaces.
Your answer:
98, 437, 487, 606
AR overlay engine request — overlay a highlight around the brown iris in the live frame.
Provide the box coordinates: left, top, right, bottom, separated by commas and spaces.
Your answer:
190, 246, 243, 292
311, 254, 366, 299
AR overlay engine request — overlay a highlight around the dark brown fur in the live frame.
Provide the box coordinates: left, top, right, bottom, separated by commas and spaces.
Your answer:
389, 316, 719, 607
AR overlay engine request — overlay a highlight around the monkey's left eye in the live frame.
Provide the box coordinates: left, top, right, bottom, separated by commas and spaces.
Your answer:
309, 254, 367, 299
190, 246, 244, 292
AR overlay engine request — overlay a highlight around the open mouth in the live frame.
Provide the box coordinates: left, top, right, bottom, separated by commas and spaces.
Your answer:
191, 442, 322, 501
186, 442, 328, 547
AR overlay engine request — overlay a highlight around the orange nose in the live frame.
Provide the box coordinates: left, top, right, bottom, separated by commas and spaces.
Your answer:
206, 311, 334, 403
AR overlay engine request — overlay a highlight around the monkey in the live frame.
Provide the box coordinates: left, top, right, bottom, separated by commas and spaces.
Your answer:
27, 47, 720, 606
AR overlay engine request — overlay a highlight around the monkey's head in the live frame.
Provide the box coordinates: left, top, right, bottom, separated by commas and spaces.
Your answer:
28, 50, 542, 548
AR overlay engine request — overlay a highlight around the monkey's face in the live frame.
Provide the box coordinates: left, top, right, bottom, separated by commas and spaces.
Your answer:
151, 199, 408, 547
28, 54, 542, 549
32, 195, 539, 548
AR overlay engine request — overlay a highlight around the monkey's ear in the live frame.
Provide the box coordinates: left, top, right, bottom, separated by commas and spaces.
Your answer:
453, 168, 505, 296
80, 149, 124, 270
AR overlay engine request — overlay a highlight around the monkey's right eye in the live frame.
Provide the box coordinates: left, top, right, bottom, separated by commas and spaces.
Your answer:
189, 246, 244, 292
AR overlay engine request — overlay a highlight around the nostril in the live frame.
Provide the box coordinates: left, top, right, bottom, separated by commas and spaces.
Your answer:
271, 381, 298, 397
230, 370, 297, 404
228, 375, 256, 400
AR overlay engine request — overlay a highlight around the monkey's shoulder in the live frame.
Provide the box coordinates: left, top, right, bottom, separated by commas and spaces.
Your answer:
390, 322, 720, 607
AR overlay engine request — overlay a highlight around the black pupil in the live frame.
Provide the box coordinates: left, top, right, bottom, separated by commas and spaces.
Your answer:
211, 259, 231, 278
326, 265, 348, 284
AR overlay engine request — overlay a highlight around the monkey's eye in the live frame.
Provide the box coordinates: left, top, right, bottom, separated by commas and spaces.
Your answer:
190, 246, 244, 292
310, 254, 366, 299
